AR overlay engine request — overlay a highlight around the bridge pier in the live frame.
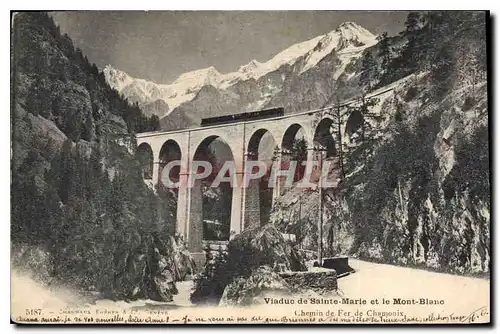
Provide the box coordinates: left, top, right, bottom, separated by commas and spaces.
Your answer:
188, 176, 204, 253
243, 152, 263, 230
303, 147, 316, 185
175, 172, 190, 239
152, 160, 160, 188
272, 150, 282, 203
231, 171, 245, 237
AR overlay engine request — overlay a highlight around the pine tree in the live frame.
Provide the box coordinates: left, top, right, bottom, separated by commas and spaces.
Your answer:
291, 138, 308, 182
398, 11, 437, 74
332, 96, 346, 179
377, 32, 391, 70
360, 51, 376, 91
346, 94, 380, 163
55, 139, 76, 203
404, 12, 421, 34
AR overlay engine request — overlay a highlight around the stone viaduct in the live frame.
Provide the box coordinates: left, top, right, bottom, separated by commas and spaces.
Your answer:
135, 102, 365, 255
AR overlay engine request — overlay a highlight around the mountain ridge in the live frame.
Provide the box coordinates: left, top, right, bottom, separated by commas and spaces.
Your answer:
104, 21, 378, 129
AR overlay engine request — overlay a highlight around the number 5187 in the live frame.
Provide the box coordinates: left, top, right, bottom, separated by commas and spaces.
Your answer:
25, 309, 41, 316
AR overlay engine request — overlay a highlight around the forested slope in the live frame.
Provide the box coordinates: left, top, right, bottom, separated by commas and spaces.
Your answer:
11, 12, 186, 300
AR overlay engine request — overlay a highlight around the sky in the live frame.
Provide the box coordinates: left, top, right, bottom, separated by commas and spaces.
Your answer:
51, 11, 408, 84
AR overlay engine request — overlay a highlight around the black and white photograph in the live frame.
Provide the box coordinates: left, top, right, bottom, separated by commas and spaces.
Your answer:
10, 9, 491, 324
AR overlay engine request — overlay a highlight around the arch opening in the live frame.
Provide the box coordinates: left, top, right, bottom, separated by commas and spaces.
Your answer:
191, 136, 234, 245
345, 109, 364, 143
136, 143, 153, 180
157, 139, 182, 236
313, 118, 337, 159
246, 128, 277, 228
281, 123, 308, 184
159, 139, 182, 188
313, 118, 341, 189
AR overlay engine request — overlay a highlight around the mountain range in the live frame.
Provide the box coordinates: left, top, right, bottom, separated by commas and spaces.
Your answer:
104, 22, 378, 130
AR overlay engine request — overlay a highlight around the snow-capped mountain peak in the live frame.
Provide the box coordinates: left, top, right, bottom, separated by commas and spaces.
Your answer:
299, 22, 377, 74
334, 21, 376, 47
173, 66, 221, 86
103, 65, 133, 92
336, 21, 369, 33
238, 59, 261, 74
219, 22, 377, 84
105, 22, 378, 119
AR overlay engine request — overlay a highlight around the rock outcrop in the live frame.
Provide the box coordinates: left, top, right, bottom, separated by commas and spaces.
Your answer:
228, 224, 307, 273
190, 224, 307, 305
219, 266, 294, 306
280, 269, 337, 295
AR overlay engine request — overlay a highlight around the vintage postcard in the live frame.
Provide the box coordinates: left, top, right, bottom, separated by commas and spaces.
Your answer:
10, 10, 490, 324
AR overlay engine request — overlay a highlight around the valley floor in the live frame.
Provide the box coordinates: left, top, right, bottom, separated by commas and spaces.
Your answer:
11, 259, 490, 322
338, 259, 489, 303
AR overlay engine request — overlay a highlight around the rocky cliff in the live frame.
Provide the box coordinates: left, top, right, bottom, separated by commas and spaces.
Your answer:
271, 73, 489, 275
11, 12, 180, 300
